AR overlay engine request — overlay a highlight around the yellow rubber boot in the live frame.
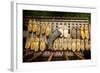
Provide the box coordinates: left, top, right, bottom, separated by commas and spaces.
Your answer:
32, 20, 38, 32
68, 39, 72, 51
25, 38, 31, 49
30, 37, 39, 52
41, 23, 46, 34
36, 25, 40, 36
80, 40, 85, 51
72, 39, 76, 52
80, 25, 85, 39
76, 39, 80, 51
45, 23, 51, 37
63, 38, 68, 50
40, 37, 47, 51
28, 19, 32, 32
85, 24, 89, 39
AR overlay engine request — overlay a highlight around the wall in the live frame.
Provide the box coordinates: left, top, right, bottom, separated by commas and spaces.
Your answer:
0, 0, 100, 73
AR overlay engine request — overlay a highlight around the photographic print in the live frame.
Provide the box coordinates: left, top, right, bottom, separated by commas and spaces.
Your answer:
11, 1, 97, 71
23, 10, 91, 62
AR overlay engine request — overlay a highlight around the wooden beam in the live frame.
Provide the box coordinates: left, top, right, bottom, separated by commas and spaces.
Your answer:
73, 51, 84, 60
27, 52, 42, 62
47, 53, 53, 61
23, 51, 34, 58
63, 52, 69, 60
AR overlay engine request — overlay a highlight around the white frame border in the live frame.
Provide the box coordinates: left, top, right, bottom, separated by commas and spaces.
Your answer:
11, 1, 97, 72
